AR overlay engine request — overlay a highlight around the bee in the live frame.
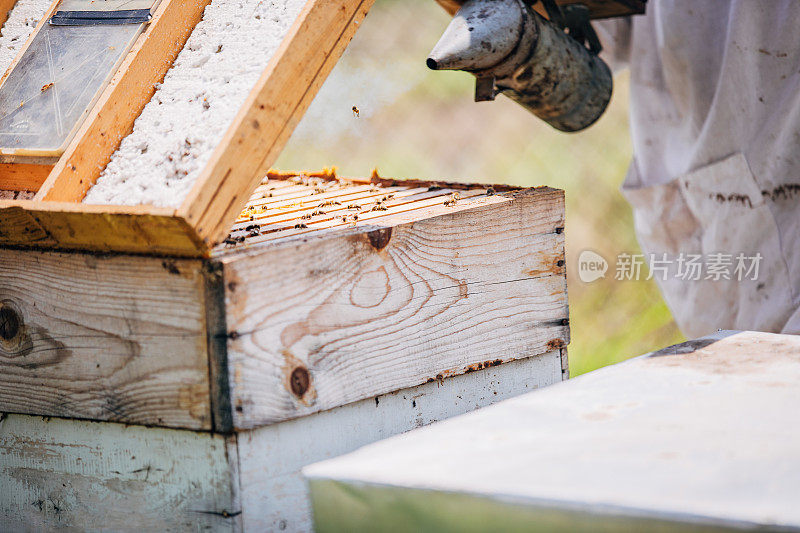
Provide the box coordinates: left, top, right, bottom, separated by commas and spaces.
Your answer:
223, 235, 246, 246
352, 105, 360, 118
444, 192, 461, 207
41, 82, 54, 92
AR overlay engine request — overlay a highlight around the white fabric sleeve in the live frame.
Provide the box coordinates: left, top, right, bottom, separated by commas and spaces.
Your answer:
594, 18, 633, 73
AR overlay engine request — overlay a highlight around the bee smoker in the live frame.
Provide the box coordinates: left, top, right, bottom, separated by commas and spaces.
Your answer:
427, 0, 613, 132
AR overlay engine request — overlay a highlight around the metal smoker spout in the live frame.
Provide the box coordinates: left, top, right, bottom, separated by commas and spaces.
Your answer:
427, 0, 613, 132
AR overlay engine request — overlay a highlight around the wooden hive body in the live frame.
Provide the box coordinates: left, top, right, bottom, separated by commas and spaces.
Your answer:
0, 173, 569, 529
0, 1, 570, 530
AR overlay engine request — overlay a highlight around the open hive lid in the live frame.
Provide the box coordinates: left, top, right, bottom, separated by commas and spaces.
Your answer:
0, 0, 375, 257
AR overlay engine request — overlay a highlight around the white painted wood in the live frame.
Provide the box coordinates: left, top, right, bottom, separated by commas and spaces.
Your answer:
0, 249, 212, 430
235, 351, 563, 532
0, 351, 561, 532
0, 413, 239, 532
223, 187, 568, 428
305, 331, 800, 532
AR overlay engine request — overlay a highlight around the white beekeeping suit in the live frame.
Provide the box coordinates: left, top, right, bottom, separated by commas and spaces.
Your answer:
596, 1, 800, 338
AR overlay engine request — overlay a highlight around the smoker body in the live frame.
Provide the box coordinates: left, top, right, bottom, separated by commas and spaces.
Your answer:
428, 0, 614, 132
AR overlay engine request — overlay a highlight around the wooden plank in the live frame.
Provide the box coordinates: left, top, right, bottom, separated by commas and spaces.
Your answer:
305, 331, 800, 532
0, 163, 52, 192
36, 0, 211, 202
0, 248, 213, 429
205, 260, 234, 434
0, 414, 239, 531
178, 0, 374, 249
221, 186, 568, 428
0, 200, 207, 256
435, 0, 646, 18
0, 0, 19, 33
0, 355, 559, 531
237, 353, 562, 531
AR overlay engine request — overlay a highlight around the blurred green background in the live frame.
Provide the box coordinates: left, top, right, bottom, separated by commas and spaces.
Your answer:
276, 0, 684, 375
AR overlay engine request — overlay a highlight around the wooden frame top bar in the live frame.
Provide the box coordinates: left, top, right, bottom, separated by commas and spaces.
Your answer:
0, 171, 531, 256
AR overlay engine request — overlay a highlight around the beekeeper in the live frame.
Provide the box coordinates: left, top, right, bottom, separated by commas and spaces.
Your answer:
597, 1, 800, 338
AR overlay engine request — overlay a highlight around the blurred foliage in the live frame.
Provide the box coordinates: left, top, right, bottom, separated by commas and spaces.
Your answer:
277, 0, 684, 375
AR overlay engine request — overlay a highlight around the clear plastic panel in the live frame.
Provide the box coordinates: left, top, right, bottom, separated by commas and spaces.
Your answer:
0, 3, 157, 162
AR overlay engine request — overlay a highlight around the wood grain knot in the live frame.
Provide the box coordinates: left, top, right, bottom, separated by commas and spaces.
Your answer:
367, 227, 392, 251
0, 304, 20, 342
290, 367, 310, 398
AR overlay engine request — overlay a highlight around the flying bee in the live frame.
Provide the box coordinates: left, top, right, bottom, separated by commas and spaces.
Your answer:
352, 105, 360, 118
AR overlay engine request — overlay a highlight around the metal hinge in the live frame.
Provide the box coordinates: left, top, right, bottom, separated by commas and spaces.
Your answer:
50, 9, 152, 26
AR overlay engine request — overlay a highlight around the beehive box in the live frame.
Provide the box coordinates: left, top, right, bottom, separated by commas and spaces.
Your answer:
0, 0, 570, 530
0, 171, 569, 530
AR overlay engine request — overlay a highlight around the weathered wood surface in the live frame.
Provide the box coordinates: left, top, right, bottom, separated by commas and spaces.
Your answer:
36, 0, 212, 203
221, 186, 568, 428
238, 352, 562, 532
179, 0, 374, 248
0, 414, 239, 532
0, 180, 567, 432
0, 201, 206, 256
0, 248, 213, 429
306, 331, 800, 532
